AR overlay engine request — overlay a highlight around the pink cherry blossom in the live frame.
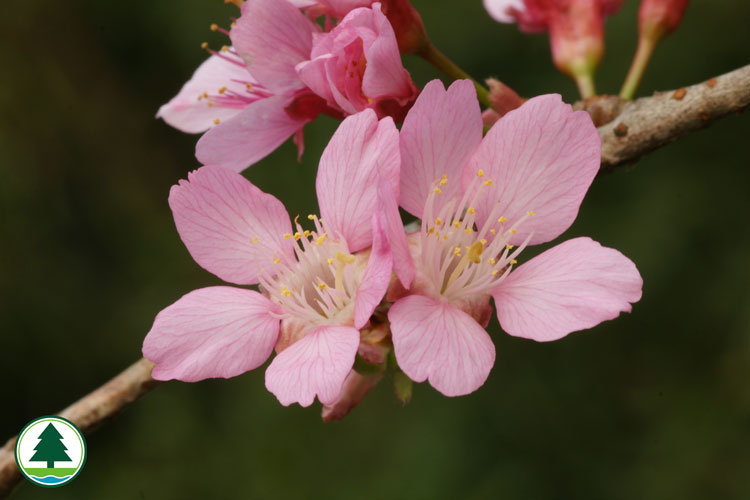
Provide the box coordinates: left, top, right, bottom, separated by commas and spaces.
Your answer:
387, 79, 643, 397
159, 0, 416, 172
297, 3, 417, 120
143, 110, 410, 408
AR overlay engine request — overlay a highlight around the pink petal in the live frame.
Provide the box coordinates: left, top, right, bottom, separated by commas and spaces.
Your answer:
317, 0, 373, 17
469, 94, 601, 246
316, 110, 400, 252
359, 4, 416, 103
389, 295, 496, 397
143, 287, 280, 382
354, 212, 393, 329
399, 79, 483, 218
377, 176, 414, 289
230, 0, 316, 92
157, 54, 253, 134
493, 237, 643, 342
169, 166, 294, 285
265, 325, 360, 407
195, 95, 309, 172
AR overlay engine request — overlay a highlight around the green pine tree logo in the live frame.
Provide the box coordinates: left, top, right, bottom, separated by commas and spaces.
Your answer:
29, 423, 72, 468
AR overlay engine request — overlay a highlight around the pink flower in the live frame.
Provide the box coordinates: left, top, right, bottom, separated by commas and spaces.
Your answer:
484, 0, 624, 93
297, 3, 417, 121
143, 110, 411, 407
159, 0, 416, 172
387, 79, 643, 397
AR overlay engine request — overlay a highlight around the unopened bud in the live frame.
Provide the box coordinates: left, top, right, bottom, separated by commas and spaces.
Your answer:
638, 0, 689, 43
322, 370, 385, 421
486, 78, 524, 117
394, 370, 413, 405
381, 0, 429, 54
547, 0, 604, 94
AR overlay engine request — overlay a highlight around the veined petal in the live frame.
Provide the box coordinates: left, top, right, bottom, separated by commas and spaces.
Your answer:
316, 110, 400, 252
157, 54, 252, 134
169, 166, 294, 285
469, 94, 601, 246
230, 0, 316, 92
389, 295, 496, 397
143, 287, 280, 382
377, 176, 414, 288
399, 79, 483, 218
265, 325, 360, 406
354, 212, 393, 329
196, 95, 309, 172
493, 237, 643, 342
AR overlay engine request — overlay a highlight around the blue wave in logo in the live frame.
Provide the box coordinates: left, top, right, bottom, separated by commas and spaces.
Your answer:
31, 475, 71, 485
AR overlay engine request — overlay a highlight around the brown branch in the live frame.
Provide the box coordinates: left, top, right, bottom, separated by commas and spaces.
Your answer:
576, 64, 750, 172
0, 358, 158, 498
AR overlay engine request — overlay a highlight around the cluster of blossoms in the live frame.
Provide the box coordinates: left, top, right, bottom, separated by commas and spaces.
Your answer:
140, 0, 692, 420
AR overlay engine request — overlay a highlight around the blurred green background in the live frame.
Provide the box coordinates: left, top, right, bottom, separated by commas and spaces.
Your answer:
1, 0, 749, 498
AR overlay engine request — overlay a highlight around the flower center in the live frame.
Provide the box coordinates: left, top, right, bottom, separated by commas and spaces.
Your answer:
419, 170, 536, 302
255, 215, 361, 325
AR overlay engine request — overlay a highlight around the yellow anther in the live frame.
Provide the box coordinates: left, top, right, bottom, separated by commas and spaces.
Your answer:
213, 118, 220, 125
318, 282, 328, 290
483, 180, 493, 186
283, 233, 292, 239
510, 228, 517, 234
477, 169, 485, 177
527, 211, 536, 216
428, 227, 435, 234
316, 233, 327, 245
492, 269, 499, 276
467, 241, 483, 264
206, 102, 214, 107
202, 92, 209, 98
435, 217, 443, 226
210, 23, 219, 31
442, 234, 448, 241
201, 42, 209, 49
327, 258, 334, 265
367, 97, 373, 104
480, 238, 487, 246
464, 227, 473, 234
251, 236, 259, 243
307, 214, 316, 220
506, 244, 514, 250
220, 45, 230, 52
218, 86, 227, 94
245, 83, 253, 90
433, 188, 442, 195
336, 251, 355, 265
281, 286, 291, 297
303, 230, 311, 238
468, 207, 476, 214
453, 247, 462, 257
294, 232, 302, 241
490, 229, 496, 235
273, 257, 280, 264
510, 259, 518, 265
489, 258, 496, 265
452, 221, 461, 228
439, 174, 448, 186
231, 22, 237, 28
498, 216, 507, 224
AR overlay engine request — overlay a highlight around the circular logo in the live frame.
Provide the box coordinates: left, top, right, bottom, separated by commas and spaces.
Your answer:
14, 416, 86, 488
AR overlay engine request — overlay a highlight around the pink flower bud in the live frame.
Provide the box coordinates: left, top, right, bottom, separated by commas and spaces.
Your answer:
380, 0, 429, 54
321, 370, 384, 421
638, 0, 689, 42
